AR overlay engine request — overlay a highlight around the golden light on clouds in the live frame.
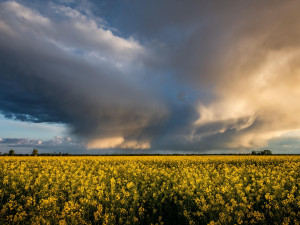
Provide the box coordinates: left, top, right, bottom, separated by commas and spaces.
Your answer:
87, 137, 124, 149
194, 46, 300, 148
87, 137, 150, 150
1, 0, 300, 152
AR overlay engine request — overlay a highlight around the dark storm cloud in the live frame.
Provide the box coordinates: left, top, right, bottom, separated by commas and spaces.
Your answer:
100, 0, 300, 151
1, 0, 300, 151
0, 1, 171, 149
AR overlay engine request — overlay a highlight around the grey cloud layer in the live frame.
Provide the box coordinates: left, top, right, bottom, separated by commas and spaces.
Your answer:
0, 136, 74, 147
1, 1, 300, 151
0, 136, 84, 154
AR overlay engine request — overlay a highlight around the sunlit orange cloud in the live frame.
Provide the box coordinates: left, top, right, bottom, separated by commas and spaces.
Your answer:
87, 137, 150, 150
118, 140, 150, 149
195, 46, 300, 148
87, 137, 124, 149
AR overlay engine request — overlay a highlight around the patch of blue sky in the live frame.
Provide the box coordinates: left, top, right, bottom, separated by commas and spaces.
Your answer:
0, 114, 67, 140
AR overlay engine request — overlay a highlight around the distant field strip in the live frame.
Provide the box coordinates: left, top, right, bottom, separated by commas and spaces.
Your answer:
0, 156, 299, 224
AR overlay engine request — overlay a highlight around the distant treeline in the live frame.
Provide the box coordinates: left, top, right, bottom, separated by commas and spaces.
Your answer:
251, 150, 273, 155
0, 149, 299, 156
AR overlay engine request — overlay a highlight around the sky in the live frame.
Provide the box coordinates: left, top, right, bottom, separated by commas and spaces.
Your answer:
1, 0, 300, 154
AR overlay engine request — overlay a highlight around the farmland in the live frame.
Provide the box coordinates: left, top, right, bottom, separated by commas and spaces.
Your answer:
0, 156, 299, 224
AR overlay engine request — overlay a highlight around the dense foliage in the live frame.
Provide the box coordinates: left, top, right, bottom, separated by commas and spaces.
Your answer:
0, 156, 299, 224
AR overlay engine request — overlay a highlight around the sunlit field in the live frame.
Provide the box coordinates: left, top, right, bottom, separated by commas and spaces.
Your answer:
0, 156, 299, 225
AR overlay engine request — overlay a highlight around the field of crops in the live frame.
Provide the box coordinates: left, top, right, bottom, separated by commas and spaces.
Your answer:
0, 156, 299, 225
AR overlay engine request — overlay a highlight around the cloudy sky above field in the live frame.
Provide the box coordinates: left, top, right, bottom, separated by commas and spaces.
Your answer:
1, 0, 300, 154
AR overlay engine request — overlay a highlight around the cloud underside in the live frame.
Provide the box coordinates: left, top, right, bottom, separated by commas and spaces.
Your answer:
1, 1, 300, 151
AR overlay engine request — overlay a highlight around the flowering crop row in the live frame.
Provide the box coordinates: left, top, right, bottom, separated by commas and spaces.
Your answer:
0, 156, 299, 224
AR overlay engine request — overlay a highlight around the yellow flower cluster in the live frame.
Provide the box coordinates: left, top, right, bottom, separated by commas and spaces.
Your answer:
0, 156, 299, 224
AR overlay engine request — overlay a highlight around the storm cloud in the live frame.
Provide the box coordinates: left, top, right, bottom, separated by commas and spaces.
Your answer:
1, 0, 300, 152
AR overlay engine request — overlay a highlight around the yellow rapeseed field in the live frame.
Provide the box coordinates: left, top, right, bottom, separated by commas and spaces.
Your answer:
0, 156, 299, 224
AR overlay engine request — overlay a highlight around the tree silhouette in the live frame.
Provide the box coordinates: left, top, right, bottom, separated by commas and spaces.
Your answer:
8, 149, 15, 156
32, 149, 39, 156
